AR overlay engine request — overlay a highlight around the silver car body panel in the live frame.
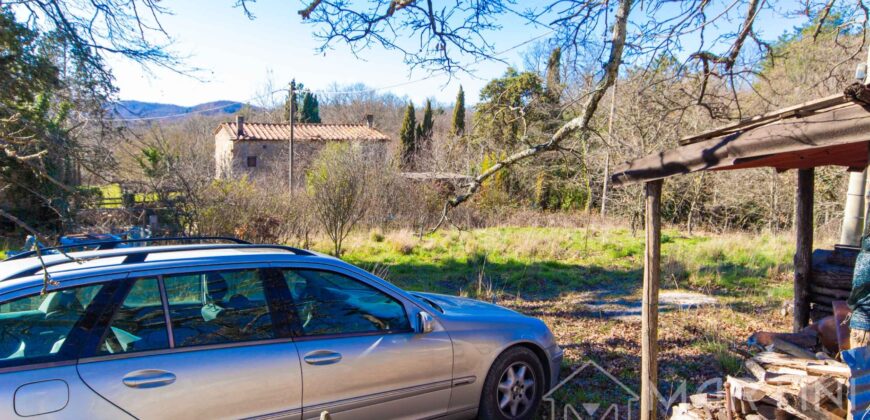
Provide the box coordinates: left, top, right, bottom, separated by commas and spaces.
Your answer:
0, 364, 132, 419
77, 341, 303, 419
0, 246, 562, 419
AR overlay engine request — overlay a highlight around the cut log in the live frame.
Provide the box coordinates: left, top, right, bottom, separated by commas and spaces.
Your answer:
772, 337, 817, 359
765, 373, 803, 386
767, 366, 808, 376
805, 364, 850, 378
727, 377, 770, 402
748, 331, 818, 349
754, 402, 778, 420
745, 359, 768, 381
753, 352, 851, 378
799, 376, 845, 406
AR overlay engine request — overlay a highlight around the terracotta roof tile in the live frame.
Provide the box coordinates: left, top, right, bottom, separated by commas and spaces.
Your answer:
217, 122, 389, 142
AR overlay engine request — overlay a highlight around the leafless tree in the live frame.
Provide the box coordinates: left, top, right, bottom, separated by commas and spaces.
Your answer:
248, 0, 869, 230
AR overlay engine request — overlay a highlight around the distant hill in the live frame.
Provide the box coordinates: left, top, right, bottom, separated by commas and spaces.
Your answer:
111, 100, 250, 120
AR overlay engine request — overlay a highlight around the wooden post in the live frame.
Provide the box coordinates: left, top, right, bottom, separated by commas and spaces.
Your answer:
642, 179, 662, 420
794, 168, 814, 332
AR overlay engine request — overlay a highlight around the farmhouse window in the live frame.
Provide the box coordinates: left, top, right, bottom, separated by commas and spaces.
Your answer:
247, 156, 257, 167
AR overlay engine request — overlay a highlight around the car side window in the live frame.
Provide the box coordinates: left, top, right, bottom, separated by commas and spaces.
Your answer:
163, 269, 276, 347
98, 278, 169, 355
0, 284, 105, 368
282, 269, 411, 336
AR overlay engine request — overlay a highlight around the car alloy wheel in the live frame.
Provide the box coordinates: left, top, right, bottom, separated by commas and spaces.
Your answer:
496, 361, 536, 418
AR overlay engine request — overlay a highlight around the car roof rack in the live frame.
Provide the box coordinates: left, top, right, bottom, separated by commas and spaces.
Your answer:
4, 236, 252, 261
3, 242, 316, 281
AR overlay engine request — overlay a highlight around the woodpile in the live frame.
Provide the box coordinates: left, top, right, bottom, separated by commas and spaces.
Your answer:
672, 352, 849, 420
672, 305, 853, 420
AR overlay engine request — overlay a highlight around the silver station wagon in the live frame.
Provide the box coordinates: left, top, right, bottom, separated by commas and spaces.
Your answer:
0, 238, 562, 420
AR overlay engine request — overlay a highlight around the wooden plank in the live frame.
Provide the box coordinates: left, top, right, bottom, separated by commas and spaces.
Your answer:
641, 179, 662, 420
799, 376, 845, 406
772, 337, 817, 359
794, 168, 814, 332
765, 373, 804, 386
753, 355, 851, 379
745, 359, 768, 381
809, 285, 852, 300
810, 267, 854, 290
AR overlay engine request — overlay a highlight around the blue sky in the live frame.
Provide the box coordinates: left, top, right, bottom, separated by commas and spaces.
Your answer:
108, 1, 808, 107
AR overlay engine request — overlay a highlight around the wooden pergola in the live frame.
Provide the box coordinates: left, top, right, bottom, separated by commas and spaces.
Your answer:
610, 87, 870, 419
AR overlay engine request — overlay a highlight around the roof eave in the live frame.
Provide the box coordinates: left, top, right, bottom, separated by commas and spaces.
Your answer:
611, 99, 870, 186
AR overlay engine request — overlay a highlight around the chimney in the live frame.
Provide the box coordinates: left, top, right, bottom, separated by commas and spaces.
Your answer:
236, 115, 245, 138
364, 114, 374, 128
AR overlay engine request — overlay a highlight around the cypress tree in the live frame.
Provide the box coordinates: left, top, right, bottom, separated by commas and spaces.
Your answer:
421, 99, 434, 140
451, 86, 465, 136
399, 102, 417, 167
300, 92, 321, 123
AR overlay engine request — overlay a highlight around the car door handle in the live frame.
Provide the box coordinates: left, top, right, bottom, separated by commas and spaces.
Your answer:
122, 369, 176, 389
303, 351, 342, 365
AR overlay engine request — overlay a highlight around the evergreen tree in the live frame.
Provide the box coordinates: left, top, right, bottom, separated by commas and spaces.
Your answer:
420, 99, 434, 140
415, 123, 424, 145
399, 102, 417, 167
451, 86, 465, 136
300, 92, 321, 123
283, 80, 305, 123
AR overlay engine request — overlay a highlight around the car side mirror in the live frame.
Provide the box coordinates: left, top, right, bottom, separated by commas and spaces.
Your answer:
418, 311, 434, 334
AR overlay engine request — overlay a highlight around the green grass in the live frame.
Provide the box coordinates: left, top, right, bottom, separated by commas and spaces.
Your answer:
97, 183, 162, 208
310, 226, 794, 300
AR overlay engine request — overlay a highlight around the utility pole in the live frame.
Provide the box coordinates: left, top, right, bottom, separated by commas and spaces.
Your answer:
289, 80, 296, 194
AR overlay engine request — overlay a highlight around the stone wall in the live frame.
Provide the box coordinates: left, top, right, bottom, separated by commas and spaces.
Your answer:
215, 136, 390, 187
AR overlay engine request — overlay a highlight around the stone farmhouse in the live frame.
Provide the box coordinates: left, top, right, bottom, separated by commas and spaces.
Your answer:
214, 115, 390, 186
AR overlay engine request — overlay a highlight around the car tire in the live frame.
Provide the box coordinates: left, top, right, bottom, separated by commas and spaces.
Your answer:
478, 346, 545, 420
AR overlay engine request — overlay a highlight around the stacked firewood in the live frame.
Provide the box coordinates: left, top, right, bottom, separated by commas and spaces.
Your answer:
672, 304, 853, 420
673, 352, 849, 419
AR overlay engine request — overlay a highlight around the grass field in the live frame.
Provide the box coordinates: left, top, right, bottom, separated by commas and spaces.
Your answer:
310, 225, 797, 418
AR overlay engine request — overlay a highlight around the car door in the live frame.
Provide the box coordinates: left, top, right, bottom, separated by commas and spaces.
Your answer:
276, 266, 453, 420
77, 267, 303, 420
0, 278, 134, 419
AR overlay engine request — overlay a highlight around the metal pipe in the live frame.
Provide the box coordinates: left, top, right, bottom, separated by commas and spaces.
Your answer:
841, 169, 867, 246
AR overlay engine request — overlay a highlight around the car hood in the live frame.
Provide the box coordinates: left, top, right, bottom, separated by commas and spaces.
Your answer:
413, 292, 524, 318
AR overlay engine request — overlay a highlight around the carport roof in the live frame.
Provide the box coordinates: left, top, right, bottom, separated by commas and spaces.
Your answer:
610, 87, 870, 186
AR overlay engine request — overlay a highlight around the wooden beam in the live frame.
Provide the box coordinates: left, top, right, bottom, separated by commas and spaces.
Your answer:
642, 179, 662, 420
794, 168, 814, 332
